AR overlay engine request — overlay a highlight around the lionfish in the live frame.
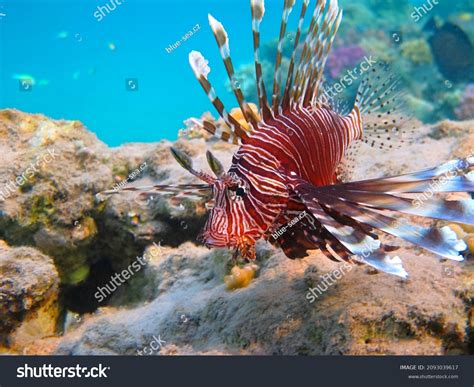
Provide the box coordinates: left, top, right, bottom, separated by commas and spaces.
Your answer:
101, 0, 474, 278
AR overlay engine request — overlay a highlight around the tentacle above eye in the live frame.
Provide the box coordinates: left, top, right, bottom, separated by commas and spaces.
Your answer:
170, 147, 216, 184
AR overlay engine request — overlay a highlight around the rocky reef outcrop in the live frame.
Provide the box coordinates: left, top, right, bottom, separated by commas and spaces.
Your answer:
0, 109, 234, 313
48, 238, 473, 356
0, 242, 59, 351
0, 109, 473, 355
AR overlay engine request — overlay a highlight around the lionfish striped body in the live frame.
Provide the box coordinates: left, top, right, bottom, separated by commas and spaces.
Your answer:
101, 0, 474, 278
207, 105, 363, 255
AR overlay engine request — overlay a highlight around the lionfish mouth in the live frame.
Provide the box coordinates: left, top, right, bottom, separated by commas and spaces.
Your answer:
198, 229, 259, 261
197, 230, 231, 248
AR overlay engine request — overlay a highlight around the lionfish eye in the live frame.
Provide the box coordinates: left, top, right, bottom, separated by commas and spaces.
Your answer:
229, 185, 246, 201
235, 187, 246, 197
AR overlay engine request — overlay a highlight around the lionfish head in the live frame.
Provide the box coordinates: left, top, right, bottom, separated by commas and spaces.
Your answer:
171, 147, 260, 256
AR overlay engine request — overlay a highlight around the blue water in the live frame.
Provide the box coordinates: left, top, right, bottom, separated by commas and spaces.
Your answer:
0, 0, 471, 145
0, 0, 287, 145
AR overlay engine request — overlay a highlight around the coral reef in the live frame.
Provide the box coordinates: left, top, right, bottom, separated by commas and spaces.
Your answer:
53, 241, 473, 356
406, 95, 435, 122
0, 110, 473, 355
340, 0, 412, 31
327, 45, 366, 79
455, 84, 474, 120
178, 112, 215, 141
0, 109, 233, 312
400, 39, 433, 65
0, 243, 59, 351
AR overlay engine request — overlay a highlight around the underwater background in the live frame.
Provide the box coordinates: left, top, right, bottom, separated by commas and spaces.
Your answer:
0, 0, 474, 356
1, 0, 474, 146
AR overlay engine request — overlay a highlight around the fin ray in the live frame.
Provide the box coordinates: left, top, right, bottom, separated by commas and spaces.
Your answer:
251, 0, 272, 120
208, 14, 260, 129
188, 51, 250, 143
271, 0, 296, 114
